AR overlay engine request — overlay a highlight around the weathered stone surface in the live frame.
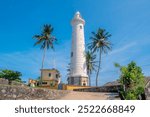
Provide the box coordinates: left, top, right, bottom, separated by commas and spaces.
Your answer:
0, 78, 9, 85
0, 85, 70, 100
11, 81, 25, 86
12, 94, 17, 99
1, 89, 6, 93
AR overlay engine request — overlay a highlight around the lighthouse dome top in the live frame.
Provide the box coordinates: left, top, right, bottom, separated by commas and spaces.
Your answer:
74, 11, 81, 18
71, 11, 85, 25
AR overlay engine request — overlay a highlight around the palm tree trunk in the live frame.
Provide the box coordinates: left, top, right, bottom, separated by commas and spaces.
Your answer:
88, 71, 91, 86
40, 46, 47, 85
41, 47, 46, 69
96, 48, 102, 86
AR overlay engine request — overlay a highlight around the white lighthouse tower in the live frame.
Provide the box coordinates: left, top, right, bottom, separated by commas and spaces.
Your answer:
68, 11, 89, 86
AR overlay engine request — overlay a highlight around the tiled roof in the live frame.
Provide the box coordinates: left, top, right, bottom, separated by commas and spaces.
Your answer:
104, 80, 120, 86
145, 77, 150, 87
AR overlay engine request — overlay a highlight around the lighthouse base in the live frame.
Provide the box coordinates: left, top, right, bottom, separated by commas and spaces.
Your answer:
68, 76, 89, 86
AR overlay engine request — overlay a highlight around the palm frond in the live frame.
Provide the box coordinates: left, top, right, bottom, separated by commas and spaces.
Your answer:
85, 51, 97, 75
33, 24, 56, 50
34, 38, 44, 46
88, 28, 112, 54
33, 35, 44, 40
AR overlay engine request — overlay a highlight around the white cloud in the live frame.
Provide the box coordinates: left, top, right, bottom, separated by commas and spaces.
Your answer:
108, 41, 137, 56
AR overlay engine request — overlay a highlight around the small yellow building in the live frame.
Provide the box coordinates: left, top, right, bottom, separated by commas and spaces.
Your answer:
40, 69, 60, 89
28, 79, 38, 87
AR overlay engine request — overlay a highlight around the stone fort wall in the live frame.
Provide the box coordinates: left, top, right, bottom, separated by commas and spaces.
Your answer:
0, 85, 69, 100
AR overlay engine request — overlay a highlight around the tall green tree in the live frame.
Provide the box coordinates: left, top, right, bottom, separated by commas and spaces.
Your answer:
88, 28, 112, 86
114, 61, 145, 100
0, 69, 22, 83
33, 24, 56, 69
85, 51, 97, 86
33, 24, 56, 84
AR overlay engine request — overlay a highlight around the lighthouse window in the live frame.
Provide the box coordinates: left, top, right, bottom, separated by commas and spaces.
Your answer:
71, 52, 73, 57
48, 73, 51, 77
80, 25, 82, 29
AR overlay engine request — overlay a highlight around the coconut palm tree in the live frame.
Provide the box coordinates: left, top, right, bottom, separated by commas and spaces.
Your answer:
88, 28, 112, 86
85, 51, 97, 86
33, 24, 56, 83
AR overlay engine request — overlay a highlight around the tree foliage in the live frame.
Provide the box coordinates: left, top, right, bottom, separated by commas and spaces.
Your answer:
33, 24, 56, 50
88, 28, 112, 86
115, 61, 145, 100
33, 24, 57, 69
0, 69, 22, 82
85, 51, 97, 86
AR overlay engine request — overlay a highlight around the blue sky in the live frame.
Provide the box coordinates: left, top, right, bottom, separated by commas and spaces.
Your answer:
0, 0, 150, 86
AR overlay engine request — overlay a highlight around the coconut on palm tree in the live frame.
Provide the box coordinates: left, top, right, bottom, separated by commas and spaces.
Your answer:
85, 51, 97, 86
88, 28, 112, 86
33, 24, 56, 84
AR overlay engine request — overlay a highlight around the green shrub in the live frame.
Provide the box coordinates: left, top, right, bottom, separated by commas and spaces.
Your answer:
115, 61, 145, 100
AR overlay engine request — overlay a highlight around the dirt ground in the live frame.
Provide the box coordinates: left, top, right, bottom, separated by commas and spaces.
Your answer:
58, 91, 118, 100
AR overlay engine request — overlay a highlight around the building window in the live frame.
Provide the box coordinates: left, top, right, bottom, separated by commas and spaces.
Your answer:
42, 82, 47, 84
56, 74, 59, 79
50, 81, 56, 87
83, 81, 86, 86
71, 52, 73, 57
80, 25, 82, 29
83, 83, 86, 86
48, 73, 51, 77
